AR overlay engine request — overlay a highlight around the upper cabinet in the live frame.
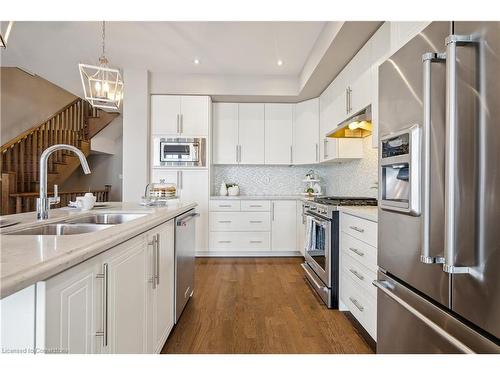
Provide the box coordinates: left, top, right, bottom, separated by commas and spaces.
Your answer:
239, 103, 265, 165
151, 95, 210, 136
293, 98, 319, 165
265, 104, 294, 165
212, 103, 265, 165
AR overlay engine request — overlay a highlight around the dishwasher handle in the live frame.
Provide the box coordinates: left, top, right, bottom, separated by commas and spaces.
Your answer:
177, 212, 200, 226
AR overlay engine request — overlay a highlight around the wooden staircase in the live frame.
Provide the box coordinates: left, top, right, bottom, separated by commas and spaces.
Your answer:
0, 98, 119, 215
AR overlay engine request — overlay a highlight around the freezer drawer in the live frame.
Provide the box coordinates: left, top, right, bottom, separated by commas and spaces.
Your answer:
374, 271, 500, 353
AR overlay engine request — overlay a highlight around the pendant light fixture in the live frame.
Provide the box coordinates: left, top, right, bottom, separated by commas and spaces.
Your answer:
0, 21, 14, 49
79, 21, 123, 110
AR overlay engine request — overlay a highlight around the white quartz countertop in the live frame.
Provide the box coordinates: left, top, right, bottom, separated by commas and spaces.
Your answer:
338, 206, 378, 222
0, 201, 196, 298
210, 195, 307, 201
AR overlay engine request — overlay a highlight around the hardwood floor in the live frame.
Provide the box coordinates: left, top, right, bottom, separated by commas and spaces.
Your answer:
162, 257, 374, 354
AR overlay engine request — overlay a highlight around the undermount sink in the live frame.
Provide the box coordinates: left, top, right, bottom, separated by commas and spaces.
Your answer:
7, 223, 114, 236
65, 213, 147, 225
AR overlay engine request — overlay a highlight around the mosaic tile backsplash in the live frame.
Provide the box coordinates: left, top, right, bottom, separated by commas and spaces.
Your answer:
212, 136, 379, 197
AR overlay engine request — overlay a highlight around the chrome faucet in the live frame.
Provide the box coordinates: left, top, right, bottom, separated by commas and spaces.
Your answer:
37, 144, 91, 220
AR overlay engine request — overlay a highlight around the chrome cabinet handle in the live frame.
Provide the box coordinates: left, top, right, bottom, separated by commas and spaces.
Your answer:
249, 240, 262, 244
315, 143, 319, 162
290, 145, 293, 164
443, 34, 476, 275
249, 220, 262, 224
219, 220, 232, 223
148, 237, 157, 289
348, 87, 352, 113
271, 202, 275, 221
349, 296, 364, 312
421, 52, 446, 265
349, 268, 365, 281
219, 204, 232, 208
180, 114, 183, 134
218, 240, 232, 243
323, 138, 328, 159
249, 205, 262, 208
348, 247, 365, 257
345, 87, 349, 114
349, 225, 364, 233
95, 263, 109, 347
176, 114, 180, 134
235, 145, 239, 163
155, 234, 160, 286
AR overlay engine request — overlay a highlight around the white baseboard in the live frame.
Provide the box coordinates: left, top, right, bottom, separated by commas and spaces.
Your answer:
196, 251, 302, 257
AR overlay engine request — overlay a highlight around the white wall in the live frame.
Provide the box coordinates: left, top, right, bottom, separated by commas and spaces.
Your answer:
122, 69, 150, 201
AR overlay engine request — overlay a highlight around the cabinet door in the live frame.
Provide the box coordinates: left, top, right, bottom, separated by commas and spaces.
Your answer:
265, 104, 294, 164
151, 169, 178, 185
177, 169, 209, 252
321, 138, 364, 162
151, 95, 181, 135
238, 103, 265, 164
212, 103, 238, 164
271, 200, 297, 251
147, 221, 175, 353
180, 96, 210, 136
44, 257, 101, 354
293, 98, 319, 165
104, 237, 148, 354
296, 200, 306, 256
350, 68, 372, 116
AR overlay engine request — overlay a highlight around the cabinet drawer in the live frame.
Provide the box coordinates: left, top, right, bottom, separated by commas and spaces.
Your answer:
210, 232, 270, 251
341, 251, 377, 298
209, 200, 241, 211
341, 274, 377, 339
241, 200, 270, 211
341, 213, 377, 247
340, 232, 378, 273
210, 212, 270, 231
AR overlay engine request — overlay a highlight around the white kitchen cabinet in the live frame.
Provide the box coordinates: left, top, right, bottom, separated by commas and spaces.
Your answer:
265, 104, 294, 165
146, 221, 175, 354
151, 169, 208, 253
0, 285, 36, 353
293, 98, 320, 165
151, 95, 181, 135
296, 200, 306, 256
271, 200, 297, 251
102, 236, 149, 354
151, 95, 210, 136
44, 256, 101, 354
239, 103, 265, 164
321, 137, 364, 162
212, 103, 239, 164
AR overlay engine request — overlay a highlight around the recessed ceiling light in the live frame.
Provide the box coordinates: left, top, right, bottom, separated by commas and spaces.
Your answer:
193, 59, 200, 65
277, 59, 283, 66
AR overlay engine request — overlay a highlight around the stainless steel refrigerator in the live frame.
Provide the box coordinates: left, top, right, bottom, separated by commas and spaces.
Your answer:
375, 21, 500, 353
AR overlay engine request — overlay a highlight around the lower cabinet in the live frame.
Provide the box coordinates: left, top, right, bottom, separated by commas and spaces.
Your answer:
209, 199, 299, 254
41, 219, 175, 354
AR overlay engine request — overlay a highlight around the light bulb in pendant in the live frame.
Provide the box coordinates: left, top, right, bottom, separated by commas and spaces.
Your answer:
94, 81, 101, 91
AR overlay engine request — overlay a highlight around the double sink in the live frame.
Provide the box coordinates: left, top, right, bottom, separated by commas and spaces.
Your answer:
6, 213, 148, 236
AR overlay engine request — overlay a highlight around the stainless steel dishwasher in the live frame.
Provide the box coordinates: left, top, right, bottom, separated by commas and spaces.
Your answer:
174, 209, 199, 323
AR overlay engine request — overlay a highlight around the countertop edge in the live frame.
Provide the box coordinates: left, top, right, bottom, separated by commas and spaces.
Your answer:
1, 203, 196, 298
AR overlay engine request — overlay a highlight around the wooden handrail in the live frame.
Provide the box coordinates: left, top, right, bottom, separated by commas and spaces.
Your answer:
0, 98, 84, 152
10, 188, 110, 198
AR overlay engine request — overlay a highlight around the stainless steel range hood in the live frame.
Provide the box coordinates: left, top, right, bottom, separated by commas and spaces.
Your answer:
327, 105, 372, 138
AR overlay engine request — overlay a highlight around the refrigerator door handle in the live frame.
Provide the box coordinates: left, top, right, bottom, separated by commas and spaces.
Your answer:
421, 52, 446, 265
373, 279, 474, 353
443, 34, 477, 274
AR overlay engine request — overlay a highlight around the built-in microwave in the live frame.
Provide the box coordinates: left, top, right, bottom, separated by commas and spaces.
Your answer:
153, 137, 207, 167
379, 125, 421, 215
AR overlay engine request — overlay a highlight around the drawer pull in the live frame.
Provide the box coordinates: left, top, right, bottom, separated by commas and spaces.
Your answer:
218, 220, 232, 223
349, 268, 365, 281
249, 205, 262, 208
219, 204, 232, 208
249, 240, 262, 244
218, 240, 232, 243
349, 297, 365, 312
249, 220, 263, 224
349, 225, 365, 233
348, 247, 365, 257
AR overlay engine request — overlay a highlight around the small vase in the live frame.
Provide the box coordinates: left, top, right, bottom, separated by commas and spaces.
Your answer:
219, 182, 228, 196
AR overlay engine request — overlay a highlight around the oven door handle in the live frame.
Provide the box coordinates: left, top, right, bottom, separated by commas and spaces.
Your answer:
301, 263, 328, 292
305, 214, 329, 228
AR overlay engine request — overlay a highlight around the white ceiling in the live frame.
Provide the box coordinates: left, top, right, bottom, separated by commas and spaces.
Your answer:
0, 21, 381, 102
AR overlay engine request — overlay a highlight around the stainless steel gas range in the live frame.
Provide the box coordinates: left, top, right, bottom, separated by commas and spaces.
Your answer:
301, 196, 377, 308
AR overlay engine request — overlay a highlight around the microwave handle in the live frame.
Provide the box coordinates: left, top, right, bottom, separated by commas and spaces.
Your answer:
421, 53, 446, 264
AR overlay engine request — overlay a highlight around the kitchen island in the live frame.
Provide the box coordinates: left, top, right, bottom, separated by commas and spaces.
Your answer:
0, 201, 196, 354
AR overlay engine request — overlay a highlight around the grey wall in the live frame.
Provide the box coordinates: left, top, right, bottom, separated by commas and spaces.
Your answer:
212, 135, 378, 197
0, 67, 76, 144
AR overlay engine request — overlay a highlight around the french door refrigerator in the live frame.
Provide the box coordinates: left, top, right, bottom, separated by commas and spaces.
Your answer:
375, 21, 500, 353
